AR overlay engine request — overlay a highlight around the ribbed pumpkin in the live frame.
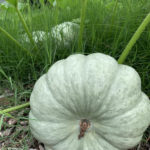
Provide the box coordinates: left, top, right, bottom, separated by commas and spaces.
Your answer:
51, 22, 80, 48
29, 53, 150, 150
21, 22, 79, 49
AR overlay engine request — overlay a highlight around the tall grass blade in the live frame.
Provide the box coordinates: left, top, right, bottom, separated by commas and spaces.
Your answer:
16, 8, 38, 51
77, 0, 87, 52
0, 26, 31, 56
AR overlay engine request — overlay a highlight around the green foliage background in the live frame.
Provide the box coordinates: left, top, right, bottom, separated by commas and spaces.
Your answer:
0, 0, 150, 99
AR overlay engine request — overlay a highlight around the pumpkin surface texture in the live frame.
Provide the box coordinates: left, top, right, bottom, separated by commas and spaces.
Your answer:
29, 53, 150, 150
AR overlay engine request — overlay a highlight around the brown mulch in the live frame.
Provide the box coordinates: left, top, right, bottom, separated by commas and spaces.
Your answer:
0, 112, 45, 150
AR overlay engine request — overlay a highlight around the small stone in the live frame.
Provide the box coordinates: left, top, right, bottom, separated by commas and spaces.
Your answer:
8, 118, 17, 125
20, 121, 28, 126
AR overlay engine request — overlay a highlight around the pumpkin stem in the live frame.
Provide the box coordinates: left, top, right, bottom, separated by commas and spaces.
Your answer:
78, 119, 90, 139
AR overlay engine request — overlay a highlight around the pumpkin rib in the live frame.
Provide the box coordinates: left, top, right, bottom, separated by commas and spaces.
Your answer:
45, 71, 77, 117
95, 130, 120, 150
95, 127, 142, 150
52, 133, 78, 149
61, 53, 119, 118
45, 71, 77, 120
30, 93, 48, 121
50, 127, 85, 150
94, 121, 144, 139
82, 53, 119, 118
46, 58, 86, 117
30, 74, 74, 122
88, 65, 119, 120
81, 130, 120, 150
50, 130, 76, 147
92, 133, 120, 150
81, 54, 119, 118
62, 54, 88, 117
45, 53, 119, 119
30, 124, 73, 147
99, 92, 143, 121
99, 92, 149, 126
47, 73, 78, 114
92, 99, 150, 143
93, 64, 142, 121
30, 113, 79, 146
51, 130, 119, 150
29, 113, 48, 143
29, 114, 45, 140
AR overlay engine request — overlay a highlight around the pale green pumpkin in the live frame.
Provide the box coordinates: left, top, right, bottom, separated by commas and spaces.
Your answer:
29, 53, 150, 150
51, 22, 80, 48
21, 22, 79, 48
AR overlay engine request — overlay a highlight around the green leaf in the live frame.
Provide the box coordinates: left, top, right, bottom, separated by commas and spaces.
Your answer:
6, 0, 18, 8
0, 67, 9, 80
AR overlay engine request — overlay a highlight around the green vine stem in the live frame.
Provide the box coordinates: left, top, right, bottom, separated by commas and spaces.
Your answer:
78, 0, 88, 52
118, 13, 150, 64
0, 26, 31, 56
0, 102, 30, 115
109, 0, 118, 31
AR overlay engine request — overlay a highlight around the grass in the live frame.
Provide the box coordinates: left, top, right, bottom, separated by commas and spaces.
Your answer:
0, 0, 150, 149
